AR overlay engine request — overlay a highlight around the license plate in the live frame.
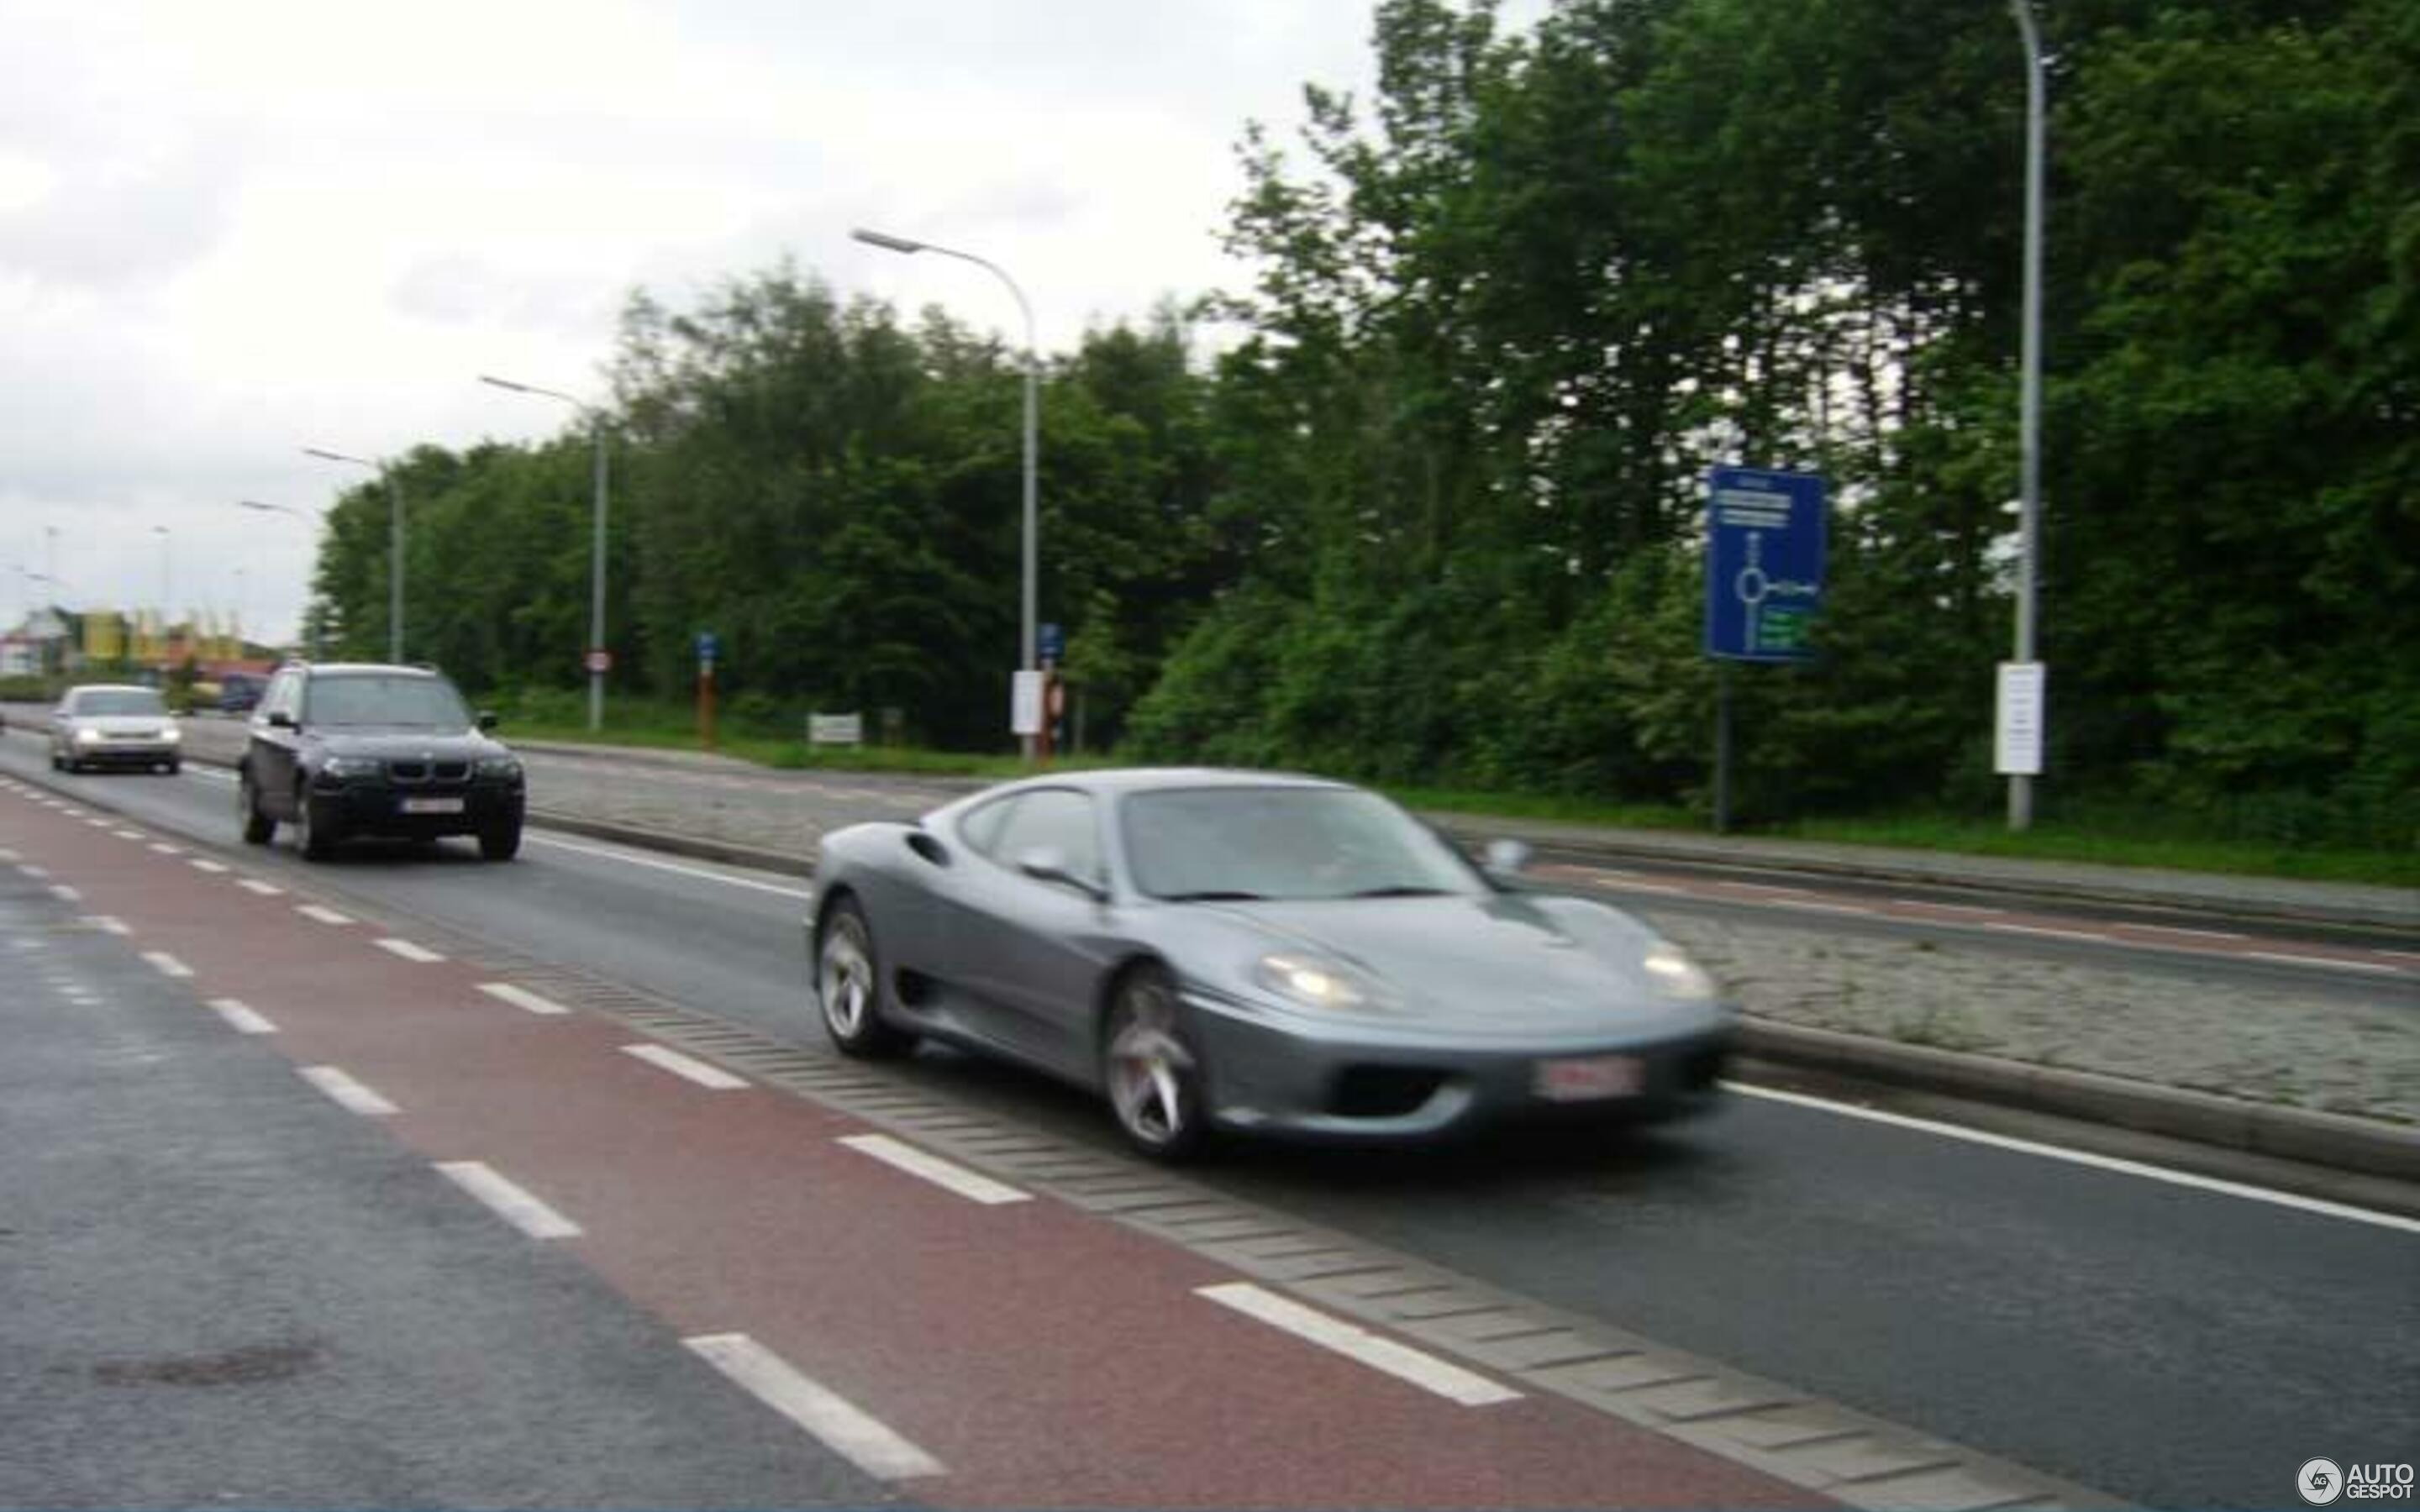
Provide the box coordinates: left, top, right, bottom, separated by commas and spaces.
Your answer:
400, 797, 466, 816
1534, 1054, 1644, 1102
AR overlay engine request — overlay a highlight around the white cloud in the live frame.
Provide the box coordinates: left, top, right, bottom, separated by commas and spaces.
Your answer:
0, 0, 1446, 645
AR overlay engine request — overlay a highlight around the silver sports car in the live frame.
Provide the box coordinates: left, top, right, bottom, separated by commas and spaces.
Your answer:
807, 769, 1733, 1159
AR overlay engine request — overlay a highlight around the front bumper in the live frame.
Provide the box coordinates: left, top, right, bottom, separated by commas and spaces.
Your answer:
1183, 990, 1732, 1144
66, 738, 179, 768
309, 779, 523, 837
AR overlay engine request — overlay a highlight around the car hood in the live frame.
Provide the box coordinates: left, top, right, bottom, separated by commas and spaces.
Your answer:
311, 728, 498, 759
1192, 892, 1723, 1038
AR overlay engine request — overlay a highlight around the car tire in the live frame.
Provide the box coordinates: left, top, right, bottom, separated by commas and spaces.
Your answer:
239, 771, 274, 845
160, 759, 180, 775
478, 823, 521, 862
295, 790, 337, 861
1102, 963, 1209, 1163
817, 900, 914, 1058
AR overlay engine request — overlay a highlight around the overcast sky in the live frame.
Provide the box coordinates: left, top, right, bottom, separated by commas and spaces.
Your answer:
3, 0, 1487, 648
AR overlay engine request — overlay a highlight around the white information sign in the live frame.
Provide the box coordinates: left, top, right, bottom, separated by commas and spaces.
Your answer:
1996, 661, 2047, 775
808, 712, 863, 747
1011, 670, 1045, 737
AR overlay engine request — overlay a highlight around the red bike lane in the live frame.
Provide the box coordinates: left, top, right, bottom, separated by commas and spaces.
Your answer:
3, 783, 1826, 1510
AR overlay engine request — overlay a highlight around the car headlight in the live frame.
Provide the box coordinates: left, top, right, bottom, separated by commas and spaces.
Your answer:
75, 727, 103, 745
319, 755, 381, 779
1642, 940, 1717, 1000
476, 756, 522, 780
1252, 953, 1387, 1013
162, 727, 182, 743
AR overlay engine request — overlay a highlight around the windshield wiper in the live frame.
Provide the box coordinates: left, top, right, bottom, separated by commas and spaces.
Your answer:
1345, 885, 1454, 899
1160, 890, 1270, 903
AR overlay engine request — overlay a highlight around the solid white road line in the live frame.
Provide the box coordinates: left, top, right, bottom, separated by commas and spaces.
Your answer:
434, 1161, 582, 1239
1197, 1283, 1523, 1406
298, 1065, 398, 1117
477, 982, 571, 1016
621, 1043, 750, 1090
296, 904, 353, 926
683, 1334, 945, 1481
141, 951, 193, 979
838, 1134, 1031, 1206
207, 998, 278, 1035
524, 832, 815, 900
373, 937, 445, 963
1725, 1081, 2420, 1235
2244, 951, 2403, 977
238, 879, 285, 895
1984, 921, 2112, 943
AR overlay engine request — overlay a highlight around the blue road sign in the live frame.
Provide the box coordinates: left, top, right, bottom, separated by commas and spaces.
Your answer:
1039, 622, 1065, 664
696, 630, 719, 664
1705, 467, 1826, 661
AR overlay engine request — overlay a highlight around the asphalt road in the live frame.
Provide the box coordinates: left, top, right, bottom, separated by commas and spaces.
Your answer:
5, 735, 2416, 1509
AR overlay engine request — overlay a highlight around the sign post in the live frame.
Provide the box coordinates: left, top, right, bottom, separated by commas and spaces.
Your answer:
695, 631, 718, 752
1704, 467, 1828, 832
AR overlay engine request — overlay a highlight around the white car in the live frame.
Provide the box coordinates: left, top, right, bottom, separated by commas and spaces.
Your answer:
50, 685, 183, 774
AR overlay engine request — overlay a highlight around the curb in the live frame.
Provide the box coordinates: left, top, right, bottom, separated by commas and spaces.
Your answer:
1738, 1019, 2420, 1184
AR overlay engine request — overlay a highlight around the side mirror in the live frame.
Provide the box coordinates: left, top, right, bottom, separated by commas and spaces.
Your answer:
1017, 846, 1105, 900
1483, 839, 1533, 879
477, 711, 499, 731
267, 711, 297, 730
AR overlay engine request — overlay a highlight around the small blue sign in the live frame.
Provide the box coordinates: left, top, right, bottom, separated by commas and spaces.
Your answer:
1705, 467, 1826, 662
1038, 622, 1065, 664
696, 630, 719, 664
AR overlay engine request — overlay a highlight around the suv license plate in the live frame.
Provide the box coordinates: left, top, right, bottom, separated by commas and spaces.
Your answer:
1534, 1054, 1644, 1102
401, 797, 466, 816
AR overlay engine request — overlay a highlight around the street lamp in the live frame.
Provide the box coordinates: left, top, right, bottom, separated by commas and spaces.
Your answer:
480, 373, 612, 732
151, 526, 172, 631
302, 448, 404, 662
2006, 0, 2048, 832
852, 224, 1041, 759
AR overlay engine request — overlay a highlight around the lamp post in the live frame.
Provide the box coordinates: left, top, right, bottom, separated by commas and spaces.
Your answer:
302, 448, 403, 662
479, 374, 611, 732
2007, 0, 2048, 832
852, 224, 1040, 759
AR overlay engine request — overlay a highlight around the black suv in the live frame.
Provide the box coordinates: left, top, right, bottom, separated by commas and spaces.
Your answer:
238, 662, 526, 861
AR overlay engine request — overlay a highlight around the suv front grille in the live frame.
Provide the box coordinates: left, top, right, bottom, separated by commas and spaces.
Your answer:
389, 760, 471, 784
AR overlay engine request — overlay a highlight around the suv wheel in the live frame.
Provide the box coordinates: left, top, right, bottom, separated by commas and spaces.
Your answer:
478, 822, 521, 862
295, 790, 338, 861
239, 770, 274, 844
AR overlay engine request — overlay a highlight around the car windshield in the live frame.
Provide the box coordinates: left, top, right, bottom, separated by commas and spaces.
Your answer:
74, 690, 166, 717
1122, 786, 1481, 902
306, 675, 471, 729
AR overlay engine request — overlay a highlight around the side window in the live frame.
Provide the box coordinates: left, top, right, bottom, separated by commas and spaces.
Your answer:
957, 797, 1014, 858
989, 790, 1102, 888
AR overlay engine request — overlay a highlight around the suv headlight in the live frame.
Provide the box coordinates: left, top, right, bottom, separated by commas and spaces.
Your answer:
75, 727, 103, 745
1642, 940, 1717, 1000
476, 756, 522, 780
319, 755, 381, 779
162, 727, 182, 743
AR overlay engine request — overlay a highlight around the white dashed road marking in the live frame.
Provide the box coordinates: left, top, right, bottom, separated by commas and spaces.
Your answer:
434, 1161, 581, 1239
477, 982, 571, 1016
208, 999, 278, 1035
141, 951, 193, 979
839, 1134, 1031, 1206
1197, 1283, 1523, 1407
297, 905, 354, 926
684, 1334, 945, 1481
238, 879, 285, 896
373, 938, 445, 963
81, 916, 129, 936
622, 1043, 750, 1090
298, 1065, 398, 1117
48, 884, 79, 902
190, 859, 229, 874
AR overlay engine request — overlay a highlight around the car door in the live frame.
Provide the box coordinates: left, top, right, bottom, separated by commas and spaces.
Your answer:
249, 670, 305, 816
936, 789, 1115, 1080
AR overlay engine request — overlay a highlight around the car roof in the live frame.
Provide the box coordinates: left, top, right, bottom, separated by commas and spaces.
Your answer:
66, 684, 162, 696
294, 663, 444, 679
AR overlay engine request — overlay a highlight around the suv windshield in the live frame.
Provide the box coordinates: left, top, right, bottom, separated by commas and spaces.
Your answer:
1122, 787, 1480, 902
74, 690, 166, 717
305, 675, 471, 729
